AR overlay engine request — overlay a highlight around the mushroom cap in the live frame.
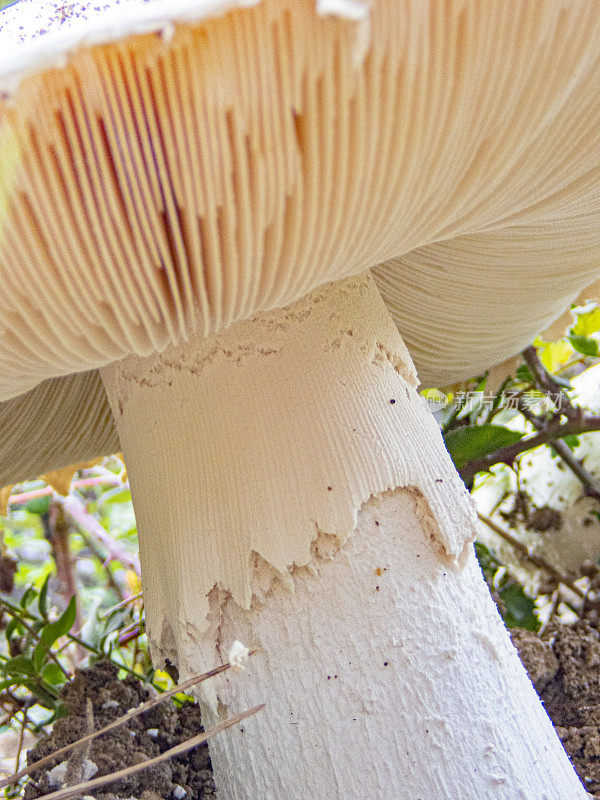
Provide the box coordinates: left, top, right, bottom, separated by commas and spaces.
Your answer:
1, 0, 600, 484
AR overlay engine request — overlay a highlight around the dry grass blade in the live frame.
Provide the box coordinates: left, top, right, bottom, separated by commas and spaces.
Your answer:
0, 651, 257, 789
33, 704, 265, 800
477, 511, 585, 599
99, 591, 143, 619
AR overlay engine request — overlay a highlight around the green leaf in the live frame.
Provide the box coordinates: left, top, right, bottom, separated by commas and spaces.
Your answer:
0, 0, 20, 10
535, 339, 574, 372
562, 434, 581, 450
499, 583, 539, 631
100, 486, 132, 506
3, 655, 35, 676
444, 424, 524, 472
569, 334, 599, 358
474, 542, 499, 579
33, 641, 46, 673
571, 305, 600, 337
24, 494, 51, 516
39, 596, 76, 649
19, 585, 37, 609
38, 573, 51, 620
5, 617, 21, 640
41, 661, 67, 686
516, 365, 534, 383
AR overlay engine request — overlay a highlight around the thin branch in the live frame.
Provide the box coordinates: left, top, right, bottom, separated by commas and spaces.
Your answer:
7, 477, 123, 509
60, 494, 140, 575
0, 651, 257, 789
46, 503, 84, 643
460, 413, 600, 482
118, 623, 142, 647
14, 713, 26, 776
477, 511, 585, 599
75, 526, 124, 600
65, 698, 94, 787
517, 399, 600, 501
32, 704, 265, 800
0, 695, 40, 738
0, 597, 152, 687
538, 589, 560, 636
549, 439, 600, 501
521, 345, 578, 417
99, 592, 142, 620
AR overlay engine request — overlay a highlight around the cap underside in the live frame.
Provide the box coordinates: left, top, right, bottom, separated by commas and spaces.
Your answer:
1, 0, 600, 484
0, 370, 118, 488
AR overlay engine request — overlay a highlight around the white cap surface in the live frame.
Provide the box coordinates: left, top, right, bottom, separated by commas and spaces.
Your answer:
0, 0, 260, 90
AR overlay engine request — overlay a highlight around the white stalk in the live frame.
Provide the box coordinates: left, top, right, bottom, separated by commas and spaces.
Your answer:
101, 273, 587, 800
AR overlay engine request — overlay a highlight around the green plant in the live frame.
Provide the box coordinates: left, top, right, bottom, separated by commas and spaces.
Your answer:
425, 302, 600, 634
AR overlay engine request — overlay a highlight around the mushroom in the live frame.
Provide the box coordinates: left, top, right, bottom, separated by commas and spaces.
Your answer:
485, 277, 600, 393
0, 1, 598, 798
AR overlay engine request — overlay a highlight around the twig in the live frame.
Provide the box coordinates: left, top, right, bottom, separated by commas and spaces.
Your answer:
0, 651, 257, 789
131, 630, 141, 672
14, 713, 26, 776
538, 589, 560, 636
549, 439, 600, 501
75, 527, 124, 600
521, 345, 578, 417
118, 623, 142, 647
477, 512, 585, 599
0, 695, 40, 738
7, 478, 123, 509
99, 592, 142, 620
45, 503, 84, 646
65, 698, 93, 786
60, 495, 140, 575
517, 400, 600, 501
32, 705, 265, 800
460, 413, 600, 482
0, 597, 151, 687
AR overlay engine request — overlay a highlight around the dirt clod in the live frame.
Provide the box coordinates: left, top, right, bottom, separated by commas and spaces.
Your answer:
513, 621, 600, 797
23, 662, 215, 800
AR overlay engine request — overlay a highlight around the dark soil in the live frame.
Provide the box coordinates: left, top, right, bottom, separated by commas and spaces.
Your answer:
21, 625, 600, 799
513, 621, 600, 797
23, 661, 215, 800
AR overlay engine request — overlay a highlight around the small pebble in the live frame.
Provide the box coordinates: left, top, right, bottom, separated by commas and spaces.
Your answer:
82, 759, 98, 781
146, 728, 159, 738
47, 761, 67, 789
102, 700, 120, 710
173, 785, 186, 799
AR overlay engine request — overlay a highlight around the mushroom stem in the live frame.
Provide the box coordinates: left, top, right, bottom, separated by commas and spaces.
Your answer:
100, 273, 586, 799
206, 491, 586, 800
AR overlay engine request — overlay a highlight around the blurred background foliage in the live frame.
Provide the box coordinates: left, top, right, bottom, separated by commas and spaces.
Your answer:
0, 457, 175, 789
432, 300, 600, 634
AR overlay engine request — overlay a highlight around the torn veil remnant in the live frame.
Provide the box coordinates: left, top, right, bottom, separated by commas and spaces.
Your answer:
1, 1, 600, 798
101, 273, 474, 654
